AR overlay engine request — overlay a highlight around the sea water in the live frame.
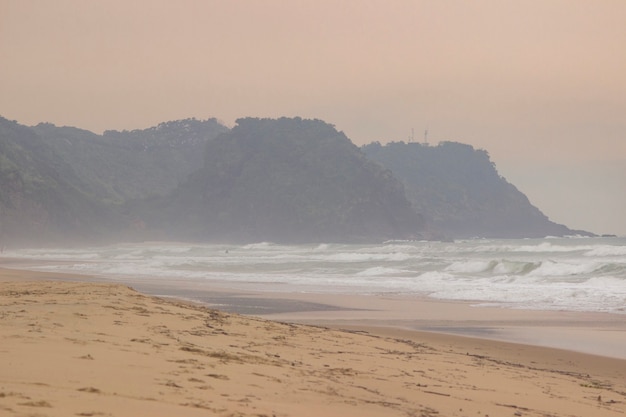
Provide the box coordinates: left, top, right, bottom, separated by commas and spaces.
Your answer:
8, 237, 626, 314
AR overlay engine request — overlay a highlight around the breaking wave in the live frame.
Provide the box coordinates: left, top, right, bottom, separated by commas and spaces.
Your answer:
6, 237, 626, 314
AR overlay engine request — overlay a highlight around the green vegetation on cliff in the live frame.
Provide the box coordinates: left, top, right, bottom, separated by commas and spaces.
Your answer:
0, 117, 227, 246
0, 117, 117, 245
33, 118, 227, 203
150, 117, 424, 242
362, 141, 576, 238
0, 115, 587, 246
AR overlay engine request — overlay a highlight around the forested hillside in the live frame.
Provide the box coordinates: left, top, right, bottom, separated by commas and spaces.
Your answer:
363, 141, 579, 238
0, 115, 588, 246
34, 118, 227, 203
0, 117, 118, 245
144, 117, 425, 242
0, 117, 227, 246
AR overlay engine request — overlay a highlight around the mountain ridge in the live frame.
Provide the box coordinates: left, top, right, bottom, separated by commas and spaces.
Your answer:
0, 115, 591, 246
141, 117, 426, 243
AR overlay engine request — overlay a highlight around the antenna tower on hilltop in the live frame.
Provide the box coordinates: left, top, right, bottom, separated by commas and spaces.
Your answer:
423, 128, 429, 145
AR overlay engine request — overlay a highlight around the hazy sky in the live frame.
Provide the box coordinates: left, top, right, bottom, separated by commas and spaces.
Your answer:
1, 1, 625, 235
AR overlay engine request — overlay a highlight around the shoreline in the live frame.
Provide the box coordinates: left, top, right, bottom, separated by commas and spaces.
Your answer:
102, 272, 626, 360
3, 264, 626, 360
2, 268, 626, 416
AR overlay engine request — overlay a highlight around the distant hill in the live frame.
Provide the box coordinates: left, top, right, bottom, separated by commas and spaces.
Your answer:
0, 117, 227, 246
1, 115, 589, 246
144, 117, 425, 243
33, 118, 228, 203
362, 141, 586, 238
0, 117, 119, 245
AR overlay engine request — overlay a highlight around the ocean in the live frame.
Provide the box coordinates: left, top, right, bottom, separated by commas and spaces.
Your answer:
7, 237, 626, 315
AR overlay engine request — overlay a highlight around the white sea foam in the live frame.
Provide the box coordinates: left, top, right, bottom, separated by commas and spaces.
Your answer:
493, 260, 539, 275
356, 267, 409, 276
7, 237, 626, 314
445, 260, 494, 274
511, 242, 591, 253
241, 242, 277, 249
584, 245, 626, 257
528, 260, 602, 277
322, 252, 411, 262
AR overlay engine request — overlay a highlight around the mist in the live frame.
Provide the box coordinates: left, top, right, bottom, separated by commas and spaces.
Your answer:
1, 1, 625, 235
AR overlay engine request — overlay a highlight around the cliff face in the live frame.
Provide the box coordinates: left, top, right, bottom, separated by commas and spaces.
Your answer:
363, 141, 579, 238
150, 118, 425, 243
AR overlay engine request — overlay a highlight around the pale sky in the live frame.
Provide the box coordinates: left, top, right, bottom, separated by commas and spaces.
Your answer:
1, 0, 625, 235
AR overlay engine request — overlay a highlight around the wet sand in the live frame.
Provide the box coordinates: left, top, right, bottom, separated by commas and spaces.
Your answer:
119, 277, 626, 360
2, 267, 626, 416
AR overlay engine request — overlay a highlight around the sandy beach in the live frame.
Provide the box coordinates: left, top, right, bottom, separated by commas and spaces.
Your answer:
1, 268, 626, 417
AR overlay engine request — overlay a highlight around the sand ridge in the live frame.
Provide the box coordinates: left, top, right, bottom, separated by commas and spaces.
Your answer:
1, 279, 626, 417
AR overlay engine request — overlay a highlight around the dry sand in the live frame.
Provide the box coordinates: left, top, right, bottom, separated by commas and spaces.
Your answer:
1, 268, 626, 417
